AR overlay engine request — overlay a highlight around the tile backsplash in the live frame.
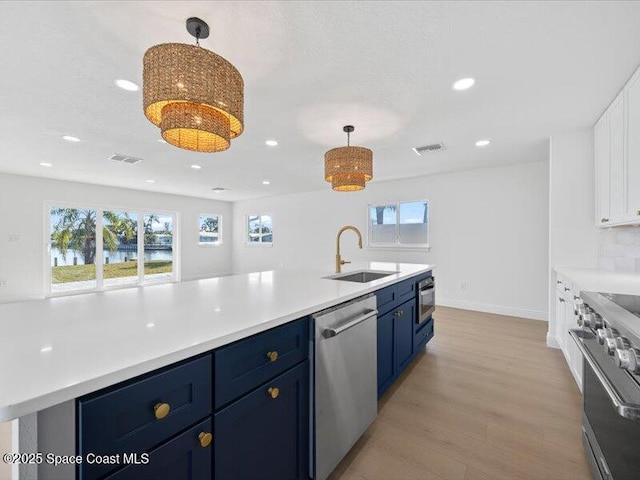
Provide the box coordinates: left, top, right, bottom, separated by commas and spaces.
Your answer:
598, 226, 640, 273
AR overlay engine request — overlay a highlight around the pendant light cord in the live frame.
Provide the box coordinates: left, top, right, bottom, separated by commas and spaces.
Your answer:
347, 131, 350, 147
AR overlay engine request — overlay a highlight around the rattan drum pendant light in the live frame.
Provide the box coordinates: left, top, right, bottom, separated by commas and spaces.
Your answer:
324, 126, 373, 191
143, 17, 244, 152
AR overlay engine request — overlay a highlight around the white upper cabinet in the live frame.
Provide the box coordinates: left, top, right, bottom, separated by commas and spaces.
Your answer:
594, 67, 640, 227
595, 111, 610, 224
626, 69, 640, 221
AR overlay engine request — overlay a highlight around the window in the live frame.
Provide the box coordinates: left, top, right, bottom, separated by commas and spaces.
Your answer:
199, 214, 221, 245
49, 205, 177, 295
246, 214, 273, 244
368, 200, 429, 247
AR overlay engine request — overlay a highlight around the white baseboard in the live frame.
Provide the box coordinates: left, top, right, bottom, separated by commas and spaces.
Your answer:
546, 333, 561, 349
181, 272, 234, 281
437, 297, 548, 321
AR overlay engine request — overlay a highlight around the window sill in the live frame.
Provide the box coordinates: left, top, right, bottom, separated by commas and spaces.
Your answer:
199, 242, 223, 247
366, 245, 431, 252
244, 242, 274, 248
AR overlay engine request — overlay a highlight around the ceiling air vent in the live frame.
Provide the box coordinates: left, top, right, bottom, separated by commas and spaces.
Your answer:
109, 153, 143, 165
412, 143, 446, 156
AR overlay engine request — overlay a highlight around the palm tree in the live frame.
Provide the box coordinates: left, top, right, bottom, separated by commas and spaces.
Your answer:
144, 214, 160, 245
51, 208, 97, 264
201, 217, 218, 233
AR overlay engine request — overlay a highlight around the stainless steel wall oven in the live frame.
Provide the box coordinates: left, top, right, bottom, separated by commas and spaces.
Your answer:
417, 275, 435, 325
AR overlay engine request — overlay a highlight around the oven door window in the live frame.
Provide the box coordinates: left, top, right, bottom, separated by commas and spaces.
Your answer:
584, 355, 640, 479
419, 285, 435, 323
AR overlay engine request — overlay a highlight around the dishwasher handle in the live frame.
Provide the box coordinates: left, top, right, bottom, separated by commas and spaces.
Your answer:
323, 309, 378, 338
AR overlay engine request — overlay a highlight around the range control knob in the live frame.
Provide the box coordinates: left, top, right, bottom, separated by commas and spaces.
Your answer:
615, 337, 631, 350
604, 337, 618, 355
627, 349, 640, 375
597, 328, 618, 345
582, 313, 604, 329
576, 305, 593, 325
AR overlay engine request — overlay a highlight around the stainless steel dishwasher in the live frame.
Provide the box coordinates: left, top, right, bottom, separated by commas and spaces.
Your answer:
312, 294, 378, 480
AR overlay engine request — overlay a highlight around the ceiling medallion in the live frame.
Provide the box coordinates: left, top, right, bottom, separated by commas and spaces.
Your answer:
143, 17, 244, 153
324, 125, 373, 192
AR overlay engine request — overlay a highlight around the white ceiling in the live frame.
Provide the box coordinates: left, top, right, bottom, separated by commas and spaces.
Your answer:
2, 1, 640, 201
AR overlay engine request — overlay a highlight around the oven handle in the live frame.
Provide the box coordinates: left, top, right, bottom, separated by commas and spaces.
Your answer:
569, 329, 640, 421
419, 287, 434, 296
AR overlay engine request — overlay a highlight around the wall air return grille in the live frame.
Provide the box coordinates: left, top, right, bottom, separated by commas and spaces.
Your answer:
109, 153, 143, 165
412, 143, 446, 155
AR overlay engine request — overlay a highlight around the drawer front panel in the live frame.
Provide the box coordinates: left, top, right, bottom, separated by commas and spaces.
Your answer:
103, 417, 213, 480
215, 361, 309, 480
78, 355, 212, 480
414, 317, 434, 351
396, 278, 417, 304
214, 318, 309, 408
375, 284, 397, 315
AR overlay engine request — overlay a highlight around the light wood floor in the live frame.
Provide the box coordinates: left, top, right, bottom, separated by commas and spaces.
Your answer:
329, 307, 592, 480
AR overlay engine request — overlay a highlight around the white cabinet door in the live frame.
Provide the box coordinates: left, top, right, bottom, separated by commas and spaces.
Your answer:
609, 92, 626, 222
594, 112, 611, 225
555, 290, 566, 350
626, 71, 640, 221
565, 299, 582, 391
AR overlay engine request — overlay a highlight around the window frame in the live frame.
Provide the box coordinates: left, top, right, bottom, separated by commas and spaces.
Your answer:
44, 200, 180, 298
244, 213, 274, 247
198, 213, 223, 246
366, 199, 430, 250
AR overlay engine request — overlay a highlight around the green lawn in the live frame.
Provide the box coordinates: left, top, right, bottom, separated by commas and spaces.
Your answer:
52, 260, 172, 283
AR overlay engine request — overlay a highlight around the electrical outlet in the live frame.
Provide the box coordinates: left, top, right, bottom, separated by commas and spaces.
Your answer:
460, 282, 467, 291
0, 278, 7, 289
8, 234, 20, 243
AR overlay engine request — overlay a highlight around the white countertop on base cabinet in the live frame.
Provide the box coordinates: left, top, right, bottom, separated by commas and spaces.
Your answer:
0, 262, 433, 421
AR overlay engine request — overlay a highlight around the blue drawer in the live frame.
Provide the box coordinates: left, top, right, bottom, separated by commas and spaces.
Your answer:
396, 277, 417, 304
214, 317, 309, 409
103, 417, 213, 480
375, 284, 398, 315
414, 317, 434, 351
78, 355, 212, 480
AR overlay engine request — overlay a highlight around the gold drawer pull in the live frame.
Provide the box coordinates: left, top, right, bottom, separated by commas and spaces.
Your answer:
267, 387, 280, 399
267, 351, 279, 362
198, 432, 213, 448
154, 402, 171, 419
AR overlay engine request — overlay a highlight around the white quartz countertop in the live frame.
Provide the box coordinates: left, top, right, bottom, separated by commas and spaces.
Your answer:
555, 267, 640, 295
0, 262, 433, 421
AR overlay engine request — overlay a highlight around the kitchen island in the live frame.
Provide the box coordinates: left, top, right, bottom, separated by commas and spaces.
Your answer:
0, 262, 434, 480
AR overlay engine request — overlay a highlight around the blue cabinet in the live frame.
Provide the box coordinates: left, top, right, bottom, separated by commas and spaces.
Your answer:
375, 273, 433, 398
103, 417, 213, 480
376, 298, 416, 397
214, 361, 309, 480
77, 355, 212, 480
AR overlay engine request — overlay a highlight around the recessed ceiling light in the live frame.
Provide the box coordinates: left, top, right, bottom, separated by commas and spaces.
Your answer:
40, 346, 53, 353
190, 164, 202, 170
39, 162, 53, 167
262, 180, 271, 185
145, 179, 156, 184
115, 79, 140, 91
265, 140, 278, 147
453, 78, 475, 91
211, 187, 227, 193
146, 323, 155, 328
475, 139, 491, 147
62, 135, 81, 142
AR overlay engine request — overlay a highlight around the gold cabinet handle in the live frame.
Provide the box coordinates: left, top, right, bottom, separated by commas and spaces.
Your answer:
394, 310, 400, 317
267, 351, 279, 362
154, 402, 170, 419
198, 432, 213, 448
267, 387, 280, 399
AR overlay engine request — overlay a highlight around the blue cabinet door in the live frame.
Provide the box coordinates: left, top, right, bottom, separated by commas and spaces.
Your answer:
377, 309, 395, 397
395, 299, 416, 372
103, 417, 212, 480
214, 361, 309, 480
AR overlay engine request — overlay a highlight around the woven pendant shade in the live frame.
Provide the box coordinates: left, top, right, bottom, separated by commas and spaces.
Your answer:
161, 102, 230, 152
331, 172, 366, 192
142, 21, 244, 153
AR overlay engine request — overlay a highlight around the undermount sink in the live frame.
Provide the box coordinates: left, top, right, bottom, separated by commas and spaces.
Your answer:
325, 270, 398, 283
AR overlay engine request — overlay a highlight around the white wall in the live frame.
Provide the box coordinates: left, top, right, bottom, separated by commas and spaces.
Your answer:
0, 173, 233, 302
233, 161, 550, 320
547, 128, 599, 345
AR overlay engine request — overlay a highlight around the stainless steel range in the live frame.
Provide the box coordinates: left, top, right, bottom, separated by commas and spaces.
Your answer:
570, 291, 640, 480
